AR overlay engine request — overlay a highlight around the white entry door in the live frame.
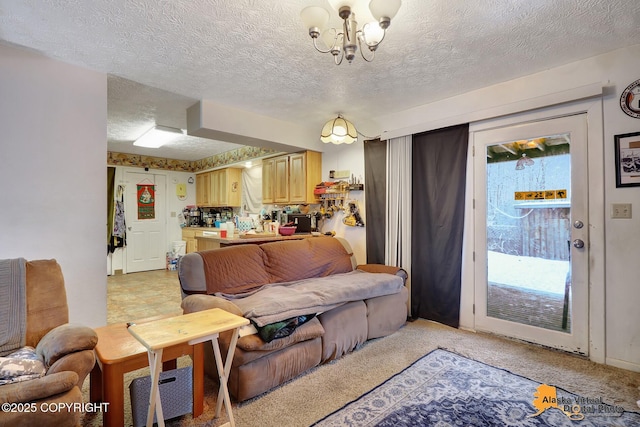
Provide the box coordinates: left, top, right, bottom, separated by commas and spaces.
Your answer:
473, 113, 589, 355
125, 171, 166, 273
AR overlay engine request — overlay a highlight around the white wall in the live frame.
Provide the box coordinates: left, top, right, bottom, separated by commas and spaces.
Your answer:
376, 43, 640, 371
107, 167, 197, 273
320, 143, 367, 265
0, 43, 107, 327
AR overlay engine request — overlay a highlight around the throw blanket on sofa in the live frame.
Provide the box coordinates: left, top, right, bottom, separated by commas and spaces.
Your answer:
0, 258, 27, 356
217, 270, 404, 327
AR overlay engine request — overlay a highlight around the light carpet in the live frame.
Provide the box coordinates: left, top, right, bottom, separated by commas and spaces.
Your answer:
82, 318, 640, 427
312, 348, 640, 426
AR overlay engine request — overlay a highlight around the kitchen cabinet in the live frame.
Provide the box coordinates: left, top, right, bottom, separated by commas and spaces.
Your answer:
182, 228, 199, 253
262, 157, 275, 204
182, 227, 223, 253
195, 167, 242, 207
262, 151, 321, 204
195, 172, 210, 206
210, 168, 242, 207
274, 156, 290, 203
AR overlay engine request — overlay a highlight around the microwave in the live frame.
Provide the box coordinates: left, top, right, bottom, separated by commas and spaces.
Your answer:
288, 214, 314, 233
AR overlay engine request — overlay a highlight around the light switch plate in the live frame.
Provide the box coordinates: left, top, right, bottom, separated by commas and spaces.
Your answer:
611, 203, 632, 219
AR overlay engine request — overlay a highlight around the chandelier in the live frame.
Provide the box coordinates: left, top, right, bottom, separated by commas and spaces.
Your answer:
301, 0, 402, 65
320, 115, 358, 144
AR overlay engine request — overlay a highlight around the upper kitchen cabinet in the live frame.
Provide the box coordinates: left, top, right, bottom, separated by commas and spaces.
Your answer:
195, 172, 210, 206
262, 157, 276, 204
196, 167, 242, 207
262, 151, 321, 204
211, 167, 242, 207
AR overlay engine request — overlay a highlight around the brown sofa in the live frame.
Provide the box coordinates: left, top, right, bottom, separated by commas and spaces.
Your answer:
178, 236, 408, 401
0, 259, 98, 427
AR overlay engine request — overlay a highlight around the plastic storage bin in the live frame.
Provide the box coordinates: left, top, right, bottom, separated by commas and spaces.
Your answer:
129, 366, 193, 426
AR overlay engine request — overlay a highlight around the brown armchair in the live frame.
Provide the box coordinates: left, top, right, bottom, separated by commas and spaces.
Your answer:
0, 259, 98, 427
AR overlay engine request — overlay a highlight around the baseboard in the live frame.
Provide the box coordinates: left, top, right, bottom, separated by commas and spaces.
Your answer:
605, 356, 640, 373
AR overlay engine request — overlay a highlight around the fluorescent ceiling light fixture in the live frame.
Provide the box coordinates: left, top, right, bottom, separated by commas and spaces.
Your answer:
133, 125, 184, 148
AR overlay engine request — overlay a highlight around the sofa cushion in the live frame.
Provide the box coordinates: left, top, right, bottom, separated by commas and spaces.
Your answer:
25, 260, 69, 348
201, 245, 270, 294
261, 237, 353, 284
229, 337, 322, 402
236, 317, 324, 352
365, 287, 409, 339
318, 300, 368, 363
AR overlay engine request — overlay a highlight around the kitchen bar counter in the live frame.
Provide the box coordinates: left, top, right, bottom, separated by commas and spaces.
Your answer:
195, 233, 319, 250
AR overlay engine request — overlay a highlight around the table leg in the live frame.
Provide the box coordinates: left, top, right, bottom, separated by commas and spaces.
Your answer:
192, 343, 204, 417
146, 348, 165, 427
89, 363, 102, 403
101, 363, 125, 427
212, 327, 240, 427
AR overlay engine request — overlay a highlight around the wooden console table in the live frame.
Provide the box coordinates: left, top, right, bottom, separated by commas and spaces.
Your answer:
127, 308, 249, 427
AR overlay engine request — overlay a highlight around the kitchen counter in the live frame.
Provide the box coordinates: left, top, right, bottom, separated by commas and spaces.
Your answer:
195, 233, 321, 250
182, 227, 224, 253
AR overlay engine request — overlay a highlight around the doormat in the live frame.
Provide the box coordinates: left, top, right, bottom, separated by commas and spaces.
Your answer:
312, 348, 640, 426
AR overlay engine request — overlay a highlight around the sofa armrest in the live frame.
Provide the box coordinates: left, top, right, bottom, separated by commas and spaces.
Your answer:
181, 294, 243, 316
46, 349, 95, 388
35, 324, 98, 368
357, 264, 408, 284
0, 371, 78, 404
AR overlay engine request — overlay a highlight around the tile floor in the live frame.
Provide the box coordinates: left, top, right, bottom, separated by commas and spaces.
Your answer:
107, 269, 183, 324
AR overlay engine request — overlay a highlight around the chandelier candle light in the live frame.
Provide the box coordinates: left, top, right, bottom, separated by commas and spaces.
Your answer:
301, 0, 402, 64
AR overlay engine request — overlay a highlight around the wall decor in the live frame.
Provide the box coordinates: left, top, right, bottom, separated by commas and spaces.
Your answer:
614, 131, 640, 187
620, 78, 640, 119
137, 183, 156, 219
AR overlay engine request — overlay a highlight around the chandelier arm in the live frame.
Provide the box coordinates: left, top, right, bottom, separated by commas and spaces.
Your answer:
312, 37, 333, 54
357, 37, 376, 62
334, 50, 345, 65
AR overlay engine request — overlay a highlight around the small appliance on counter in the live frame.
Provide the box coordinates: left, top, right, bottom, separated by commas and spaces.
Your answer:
288, 213, 315, 233
185, 206, 200, 227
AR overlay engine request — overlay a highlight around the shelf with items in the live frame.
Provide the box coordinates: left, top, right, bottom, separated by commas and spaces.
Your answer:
314, 181, 348, 220
314, 180, 365, 226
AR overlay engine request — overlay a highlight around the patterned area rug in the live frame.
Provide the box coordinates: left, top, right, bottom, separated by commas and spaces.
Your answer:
312, 349, 640, 427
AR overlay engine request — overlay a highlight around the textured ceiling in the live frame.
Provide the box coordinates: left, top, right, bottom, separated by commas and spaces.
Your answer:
1, 0, 640, 161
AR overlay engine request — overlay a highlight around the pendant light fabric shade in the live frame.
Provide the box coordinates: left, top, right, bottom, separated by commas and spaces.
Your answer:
321, 115, 358, 144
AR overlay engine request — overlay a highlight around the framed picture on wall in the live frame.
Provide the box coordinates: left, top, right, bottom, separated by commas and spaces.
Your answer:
615, 131, 640, 187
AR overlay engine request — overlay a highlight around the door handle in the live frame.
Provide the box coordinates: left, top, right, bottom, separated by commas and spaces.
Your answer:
573, 239, 584, 249
573, 220, 584, 229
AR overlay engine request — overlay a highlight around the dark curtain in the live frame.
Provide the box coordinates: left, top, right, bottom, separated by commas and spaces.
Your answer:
364, 138, 387, 264
411, 124, 469, 328
107, 167, 116, 254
